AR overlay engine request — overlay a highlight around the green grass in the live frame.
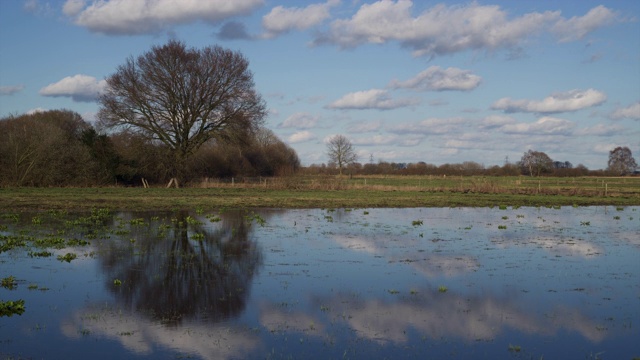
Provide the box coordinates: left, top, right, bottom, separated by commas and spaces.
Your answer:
0, 175, 638, 211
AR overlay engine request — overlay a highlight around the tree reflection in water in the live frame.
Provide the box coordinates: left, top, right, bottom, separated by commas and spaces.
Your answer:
98, 210, 263, 326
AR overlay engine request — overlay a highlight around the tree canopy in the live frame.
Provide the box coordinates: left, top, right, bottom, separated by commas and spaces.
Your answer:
326, 134, 358, 175
98, 40, 267, 183
608, 146, 637, 175
519, 150, 553, 177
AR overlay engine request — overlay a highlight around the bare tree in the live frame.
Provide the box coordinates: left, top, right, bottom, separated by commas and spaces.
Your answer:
326, 134, 357, 175
608, 146, 637, 175
519, 149, 553, 177
98, 40, 266, 185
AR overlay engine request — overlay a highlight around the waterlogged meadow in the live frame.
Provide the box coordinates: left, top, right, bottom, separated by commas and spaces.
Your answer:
1, 206, 638, 359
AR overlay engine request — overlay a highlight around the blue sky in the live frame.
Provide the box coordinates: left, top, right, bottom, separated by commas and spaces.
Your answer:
1, 0, 639, 169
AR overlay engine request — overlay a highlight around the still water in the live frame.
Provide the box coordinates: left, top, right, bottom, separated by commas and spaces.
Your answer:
1, 206, 638, 359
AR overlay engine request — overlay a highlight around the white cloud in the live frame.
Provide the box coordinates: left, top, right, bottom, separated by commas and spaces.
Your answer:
65, 0, 264, 35
492, 89, 607, 114
26, 107, 47, 114
388, 117, 467, 135
500, 116, 575, 135
328, 89, 419, 110
352, 134, 424, 147
552, 5, 616, 43
288, 130, 316, 143
610, 102, 640, 120
348, 120, 382, 133
262, 0, 339, 39
594, 143, 618, 154
390, 66, 481, 91
313, 2, 617, 58
480, 115, 516, 129
279, 112, 319, 129
575, 124, 626, 136
62, 0, 85, 16
0, 84, 25, 95
352, 134, 398, 146
39, 74, 106, 102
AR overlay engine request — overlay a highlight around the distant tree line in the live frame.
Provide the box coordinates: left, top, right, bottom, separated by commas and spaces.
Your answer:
0, 110, 299, 187
302, 160, 599, 177
314, 135, 637, 177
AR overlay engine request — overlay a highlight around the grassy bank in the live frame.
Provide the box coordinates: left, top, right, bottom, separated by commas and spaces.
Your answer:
1, 176, 638, 211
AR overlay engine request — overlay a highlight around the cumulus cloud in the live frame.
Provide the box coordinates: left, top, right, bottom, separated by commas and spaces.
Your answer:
39, 74, 106, 102
352, 134, 423, 147
62, 0, 85, 16
388, 117, 467, 135
262, 0, 339, 39
480, 115, 516, 129
216, 21, 253, 40
610, 102, 640, 120
278, 112, 319, 129
64, 0, 264, 35
575, 123, 626, 136
552, 5, 616, 42
390, 66, 481, 91
492, 89, 607, 114
313, 1, 617, 58
352, 134, 399, 146
0, 84, 25, 95
328, 89, 419, 110
500, 116, 575, 135
288, 130, 316, 143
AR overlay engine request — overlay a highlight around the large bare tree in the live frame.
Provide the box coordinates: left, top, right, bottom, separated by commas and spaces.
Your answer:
326, 134, 358, 175
608, 146, 637, 175
98, 40, 266, 185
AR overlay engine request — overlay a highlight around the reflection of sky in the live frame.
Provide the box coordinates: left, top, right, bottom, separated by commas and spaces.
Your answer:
1, 207, 638, 359
60, 305, 259, 359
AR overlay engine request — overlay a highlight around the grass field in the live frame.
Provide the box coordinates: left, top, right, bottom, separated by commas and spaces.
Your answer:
1, 175, 638, 211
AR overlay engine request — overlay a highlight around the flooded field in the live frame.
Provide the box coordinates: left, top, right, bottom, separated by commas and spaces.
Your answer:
1, 206, 638, 359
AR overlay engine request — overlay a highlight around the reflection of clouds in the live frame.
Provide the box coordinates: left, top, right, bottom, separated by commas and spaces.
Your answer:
615, 231, 640, 247
260, 304, 325, 335
61, 305, 259, 359
331, 235, 379, 254
331, 234, 479, 277
322, 289, 606, 345
407, 255, 479, 277
492, 236, 603, 258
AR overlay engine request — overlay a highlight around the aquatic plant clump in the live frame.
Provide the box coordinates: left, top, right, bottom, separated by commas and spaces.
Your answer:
0, 299, 25, 317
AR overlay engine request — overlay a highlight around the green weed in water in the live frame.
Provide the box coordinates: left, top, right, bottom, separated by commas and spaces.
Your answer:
28, 250, 52, 258
185, 216, 203, 225
412, 220, 423, 226
0, 299, 25, 317
508, 344, 521, 353
438, 285, 448, 293
57, 252, 77, 263
1, 276, 17, 290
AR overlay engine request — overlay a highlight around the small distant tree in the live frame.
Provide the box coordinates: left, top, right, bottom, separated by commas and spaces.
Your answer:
607, 146, 637, 175
519, 149, 553, 177
326, 134, 357, 175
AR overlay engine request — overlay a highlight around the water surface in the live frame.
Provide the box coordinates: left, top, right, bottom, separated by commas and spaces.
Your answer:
1, 206, 638, 359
